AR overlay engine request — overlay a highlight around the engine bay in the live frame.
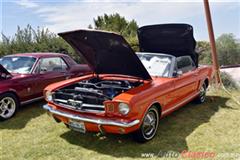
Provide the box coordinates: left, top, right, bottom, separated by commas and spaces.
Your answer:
52, 77, 143, 113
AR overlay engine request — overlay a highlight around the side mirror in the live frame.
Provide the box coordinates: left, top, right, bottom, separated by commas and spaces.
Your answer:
177, 70, 183, 76
173, 70, 183, 77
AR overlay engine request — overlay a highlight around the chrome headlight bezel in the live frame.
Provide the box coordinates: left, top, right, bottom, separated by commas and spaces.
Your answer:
118, 102, 130, 115
45, 91, 53, 102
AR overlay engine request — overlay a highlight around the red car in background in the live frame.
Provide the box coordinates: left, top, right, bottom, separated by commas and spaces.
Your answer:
0, 53, 91, 120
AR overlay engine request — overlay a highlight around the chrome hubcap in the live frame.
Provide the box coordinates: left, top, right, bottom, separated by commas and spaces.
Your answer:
142, 111, 157, 137
0, 97, 16, 118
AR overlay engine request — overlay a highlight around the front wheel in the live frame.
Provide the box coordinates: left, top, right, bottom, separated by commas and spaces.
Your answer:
133, 106, 159, 143
0, 93, 19, 121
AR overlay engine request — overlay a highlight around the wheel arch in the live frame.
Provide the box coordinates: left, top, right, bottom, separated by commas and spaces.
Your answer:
149, 102, 162, 118
0, 90, 20, 104
204, 78, 209, 88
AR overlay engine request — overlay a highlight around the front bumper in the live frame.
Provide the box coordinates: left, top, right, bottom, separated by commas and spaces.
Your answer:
43, 104, 140, 128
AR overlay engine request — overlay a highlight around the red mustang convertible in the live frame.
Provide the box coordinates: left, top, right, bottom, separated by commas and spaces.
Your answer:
0, 53, 91, 120
43, 24, 213, 142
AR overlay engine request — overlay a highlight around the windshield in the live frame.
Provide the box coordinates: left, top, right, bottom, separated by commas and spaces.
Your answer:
0, 56, 36, 74
137, 53, 173, 77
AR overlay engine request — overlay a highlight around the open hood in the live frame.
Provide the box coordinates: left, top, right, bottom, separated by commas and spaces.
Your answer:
0, 64, 12, 79
137, 24, 198, 65
58, 30, 152, 80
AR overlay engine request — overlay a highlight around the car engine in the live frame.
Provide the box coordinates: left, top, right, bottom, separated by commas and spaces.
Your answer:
52, 77, 143, 113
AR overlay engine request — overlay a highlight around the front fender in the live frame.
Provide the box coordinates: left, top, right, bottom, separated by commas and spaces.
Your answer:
0, 81, 18, 97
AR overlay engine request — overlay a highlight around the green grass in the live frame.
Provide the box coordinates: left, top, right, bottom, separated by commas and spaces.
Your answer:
1, 88, 240, 160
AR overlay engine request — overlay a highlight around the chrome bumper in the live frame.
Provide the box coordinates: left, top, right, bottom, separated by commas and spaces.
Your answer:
43, 104, 140, 128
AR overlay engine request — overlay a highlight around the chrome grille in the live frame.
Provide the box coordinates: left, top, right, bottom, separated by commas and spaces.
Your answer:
53, 91, 106, 114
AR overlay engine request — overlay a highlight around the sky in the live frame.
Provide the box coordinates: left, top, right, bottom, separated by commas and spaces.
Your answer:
0, 0, 240, 41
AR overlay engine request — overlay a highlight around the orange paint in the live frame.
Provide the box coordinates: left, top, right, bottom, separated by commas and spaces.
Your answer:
44, 66, 213, 135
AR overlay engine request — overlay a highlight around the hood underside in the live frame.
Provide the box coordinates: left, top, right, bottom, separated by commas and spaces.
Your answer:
58, 30, 152, 80
137, 24, 198, 65
58, 24, 198, 79
0, 64, 12, 79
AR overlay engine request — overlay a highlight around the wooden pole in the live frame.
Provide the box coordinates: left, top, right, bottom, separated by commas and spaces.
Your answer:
203, 0, 221, 84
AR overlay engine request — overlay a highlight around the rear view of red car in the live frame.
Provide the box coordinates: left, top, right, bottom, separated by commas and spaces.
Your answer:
0, 52, 91, 120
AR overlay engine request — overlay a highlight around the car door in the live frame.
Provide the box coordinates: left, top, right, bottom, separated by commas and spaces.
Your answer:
31, 57, 72, 97
173, 56, 199, 103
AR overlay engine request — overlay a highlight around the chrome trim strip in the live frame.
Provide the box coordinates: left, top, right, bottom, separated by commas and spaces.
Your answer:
43, 104, 140, 128
55, 103, 105, 114
21, 96, 44, 105
54, 99, 68, 103
30, 57, 39, 74
56, 103, 76, 110
54, 99, 104, 108
82, 103, 105, 108
81, 109, 105, 113
162, 92, 199, 115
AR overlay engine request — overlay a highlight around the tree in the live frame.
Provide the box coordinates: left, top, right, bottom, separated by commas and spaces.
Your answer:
216, 33, 240, 66
0, 25, 83, 63
91, 13, 139, 50
196, 34, 240, 66
1, 16, 239, 66
196, 41, 212, 65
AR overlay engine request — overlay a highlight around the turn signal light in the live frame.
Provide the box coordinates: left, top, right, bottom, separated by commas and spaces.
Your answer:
106, 103, 115, 112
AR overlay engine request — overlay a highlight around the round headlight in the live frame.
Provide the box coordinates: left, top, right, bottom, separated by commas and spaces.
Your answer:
45, 91, 53, 102
118, 103, 130, 115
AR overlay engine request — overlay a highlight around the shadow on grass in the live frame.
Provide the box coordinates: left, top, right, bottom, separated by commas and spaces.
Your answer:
60, 95, 234, 158
0, 100, 46, 130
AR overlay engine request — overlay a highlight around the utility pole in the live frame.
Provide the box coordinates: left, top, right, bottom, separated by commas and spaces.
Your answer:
203, 0, 221, 84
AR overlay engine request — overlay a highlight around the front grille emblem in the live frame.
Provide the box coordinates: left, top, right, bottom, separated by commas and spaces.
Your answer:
68, 99, 76, 106
67, 99, 83, 110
